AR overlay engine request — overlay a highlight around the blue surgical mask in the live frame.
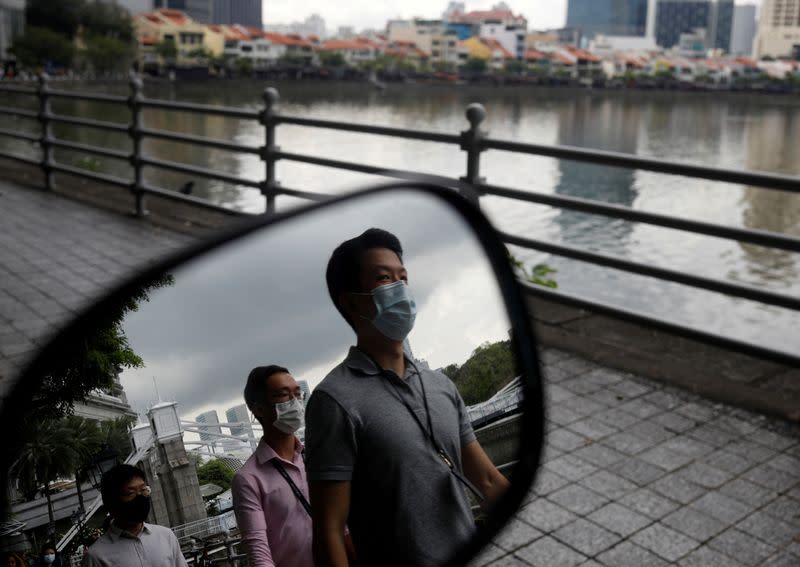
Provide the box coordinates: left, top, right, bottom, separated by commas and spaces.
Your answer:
357, 280, 417, 341
43, 554, 56, 564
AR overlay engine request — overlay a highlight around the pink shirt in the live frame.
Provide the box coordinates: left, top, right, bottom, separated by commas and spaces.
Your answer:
231, 437, 312, 567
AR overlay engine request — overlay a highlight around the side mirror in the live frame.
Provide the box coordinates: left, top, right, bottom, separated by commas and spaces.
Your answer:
1, 182, 545, 566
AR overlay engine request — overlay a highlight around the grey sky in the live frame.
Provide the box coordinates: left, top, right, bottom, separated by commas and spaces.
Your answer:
263, 0, 761, 36
120, 189, 512, 425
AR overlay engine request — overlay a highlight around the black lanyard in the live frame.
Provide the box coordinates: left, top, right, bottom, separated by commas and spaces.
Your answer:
272, 459, 312, 517
378, 356, 485, 503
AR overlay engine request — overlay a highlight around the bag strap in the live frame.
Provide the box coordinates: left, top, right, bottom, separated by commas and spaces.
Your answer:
272, 460, 312, 517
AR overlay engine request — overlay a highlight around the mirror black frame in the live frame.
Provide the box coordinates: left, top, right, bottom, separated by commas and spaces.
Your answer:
1, 181, 545, 566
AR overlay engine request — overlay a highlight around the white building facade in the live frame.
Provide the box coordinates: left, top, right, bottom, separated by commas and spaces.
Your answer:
753, 0, 800, 58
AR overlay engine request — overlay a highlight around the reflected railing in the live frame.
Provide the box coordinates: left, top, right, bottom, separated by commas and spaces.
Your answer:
1, 75, 799, 367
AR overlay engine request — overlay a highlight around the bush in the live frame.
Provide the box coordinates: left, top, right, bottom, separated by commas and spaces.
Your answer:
11, 27, 75, 68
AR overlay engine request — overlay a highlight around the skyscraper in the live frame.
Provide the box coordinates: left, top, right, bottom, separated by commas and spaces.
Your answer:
566, 0, 650, 40
752, 0, 800, 58
655, 0, 734, 51
730, 4, 756, 56
212, 0, 261, 28
225, 403, 253, 438
153, 0, 212, 23
297, 380, 311, 406
196, 409, 222, 443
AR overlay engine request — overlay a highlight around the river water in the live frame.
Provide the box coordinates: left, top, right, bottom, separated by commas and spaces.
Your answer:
2, 80, 799, 353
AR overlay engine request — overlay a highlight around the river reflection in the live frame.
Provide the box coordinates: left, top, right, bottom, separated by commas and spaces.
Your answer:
1, 80, 798, 351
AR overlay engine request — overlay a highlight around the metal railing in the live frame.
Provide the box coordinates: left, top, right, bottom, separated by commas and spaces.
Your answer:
1, 74, 799, 367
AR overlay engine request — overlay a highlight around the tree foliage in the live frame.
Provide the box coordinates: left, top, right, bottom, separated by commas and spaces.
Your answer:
83, 35, 131, 74
463, 57, 488, 74
446, 341, 517, 405
197, 459, 235, 491
319, 51, 346, 67
155, 39, 178, 62
11, 26, 76, 68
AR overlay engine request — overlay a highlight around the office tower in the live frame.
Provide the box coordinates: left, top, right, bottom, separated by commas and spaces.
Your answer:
566, 0, 650, 39
297, 380, 311, 406
153, 0, 212, 23
0, 0, 25, 62
196, 409, 222, 443
655, 0, 733, 50
212, 0, 261, 27
753, 0, 800, 58
730, 4, 756, 56
109, 0, 154, 14
225, 403, 253, 438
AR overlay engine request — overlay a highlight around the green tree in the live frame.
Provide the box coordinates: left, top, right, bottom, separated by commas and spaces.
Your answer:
26, 0, 85, 39
504, 59, 525, 74
197, 459, 235, 491
235, 57, 253, 77
463, 57, 488, 74
319, 51, 346, 67
80, 0, 134, 42
82, 35, 130, 74
10, 26, 76, 68
155, 38, 178, 63
447, 341, 517, 405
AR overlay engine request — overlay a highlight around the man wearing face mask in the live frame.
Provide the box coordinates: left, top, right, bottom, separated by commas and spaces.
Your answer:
231, 366, 311, 567
82, 464, 187, 567
306, 228, 509, 567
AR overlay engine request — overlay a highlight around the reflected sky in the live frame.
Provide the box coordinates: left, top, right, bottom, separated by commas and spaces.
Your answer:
119, 189, 511, 425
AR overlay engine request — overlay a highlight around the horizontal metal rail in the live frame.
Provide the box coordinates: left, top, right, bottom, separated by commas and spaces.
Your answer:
0, 149, 41, 167
140, 127, 261, 154
0, 128, 39, 142
278, 114, 462, 144
139, 97, 260, 120
49, 162, 131, 188
47, 89, 128, 104
0, 85, 36, 95
482, 182, 800, 253
48, 138, 131, 161
277, 186, 332, 201
0, 105, 38, 119
484, 138, 800, 194
522, 281, 800, 368
139, 156, 262, 188
502, 232, 800, 311
140, 183, 251, 216
46, 113, 129, 133
275, 150, 391, 176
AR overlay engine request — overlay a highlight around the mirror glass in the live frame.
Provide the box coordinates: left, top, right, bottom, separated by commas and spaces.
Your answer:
7, 188, 528, 564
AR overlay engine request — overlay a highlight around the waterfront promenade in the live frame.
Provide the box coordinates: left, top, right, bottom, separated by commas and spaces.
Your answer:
1, 180, 798, 566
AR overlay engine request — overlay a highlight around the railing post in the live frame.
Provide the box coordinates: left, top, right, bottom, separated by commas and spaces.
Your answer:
37, 73, 54, 191
260, 87, 280, 214
128, 73, 147, 217
459, 102, 487, 205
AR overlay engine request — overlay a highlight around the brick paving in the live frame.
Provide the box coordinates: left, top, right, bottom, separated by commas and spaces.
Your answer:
1, 181, 798, 566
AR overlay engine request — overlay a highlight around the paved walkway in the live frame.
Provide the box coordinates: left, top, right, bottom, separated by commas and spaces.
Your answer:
1, 181, 798, 566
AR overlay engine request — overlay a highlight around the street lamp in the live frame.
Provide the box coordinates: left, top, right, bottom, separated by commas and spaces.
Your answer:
87, 447, 119, 489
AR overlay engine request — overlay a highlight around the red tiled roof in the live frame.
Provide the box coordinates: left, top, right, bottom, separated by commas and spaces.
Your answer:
734, 56, 758, 67
260, 32, 311, 47
157, 9, 189, 25
553, 53, 575, 65
140, 35, 158, 46
565, 46, 600, 62
321, 39, 372, 51
480, 38, 512, 59
385, 44, 427, 59
142, 13, 163, 25
525, 49, 548, 62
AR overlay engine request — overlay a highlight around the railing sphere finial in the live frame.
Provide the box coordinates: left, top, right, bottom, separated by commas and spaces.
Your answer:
465, 103, 486, 129
263, 87, 280, 108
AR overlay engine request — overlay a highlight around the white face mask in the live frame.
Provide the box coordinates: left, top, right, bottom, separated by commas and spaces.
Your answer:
272, 398, 304, 434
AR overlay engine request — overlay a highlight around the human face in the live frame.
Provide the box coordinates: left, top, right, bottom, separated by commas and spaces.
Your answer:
118, 477, 151, 505
255, 371, 303, 424
346, 248, 408, 324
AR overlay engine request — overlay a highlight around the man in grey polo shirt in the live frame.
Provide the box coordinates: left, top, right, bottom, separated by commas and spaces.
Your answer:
305, 228, 509, 567
83, 464, 187, 567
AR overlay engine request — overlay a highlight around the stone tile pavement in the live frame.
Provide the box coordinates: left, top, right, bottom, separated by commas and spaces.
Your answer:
1, 181, 798, 566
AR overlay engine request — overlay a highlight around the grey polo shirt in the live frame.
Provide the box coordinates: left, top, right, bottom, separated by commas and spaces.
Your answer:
82, 522, 187, 567
305, 346, 477, 567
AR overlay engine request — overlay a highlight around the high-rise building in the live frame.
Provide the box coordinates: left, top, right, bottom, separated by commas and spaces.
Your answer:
730, 4, 757, 56
655, 0, 733, 51
153, 0, 212, 23
212, 0, 261, 28
196, 410, 222, 443
0, 0, 25, 63
225, 403, 253, 438
566, 0, 650, 40
108, 0, 154, 15
752, 0, 800, 58
297, 380, 311, 406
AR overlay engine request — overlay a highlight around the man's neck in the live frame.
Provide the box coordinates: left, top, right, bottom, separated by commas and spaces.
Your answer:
264, 429, 296, 461
114, 520, 144, 536
356, 337, 406, 377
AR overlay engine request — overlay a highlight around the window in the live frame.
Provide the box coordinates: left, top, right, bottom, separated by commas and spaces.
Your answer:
241, 45, 252, 52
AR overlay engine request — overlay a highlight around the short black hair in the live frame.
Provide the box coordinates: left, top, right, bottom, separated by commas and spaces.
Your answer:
244, 365, 290, 413
326, 228, 403, 329
100, 464, 146, 508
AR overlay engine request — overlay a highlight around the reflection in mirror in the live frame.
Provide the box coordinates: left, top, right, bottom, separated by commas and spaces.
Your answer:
9, 189, 525, 566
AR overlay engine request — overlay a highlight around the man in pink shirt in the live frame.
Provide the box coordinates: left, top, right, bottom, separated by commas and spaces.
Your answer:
232, 365, 311, 567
